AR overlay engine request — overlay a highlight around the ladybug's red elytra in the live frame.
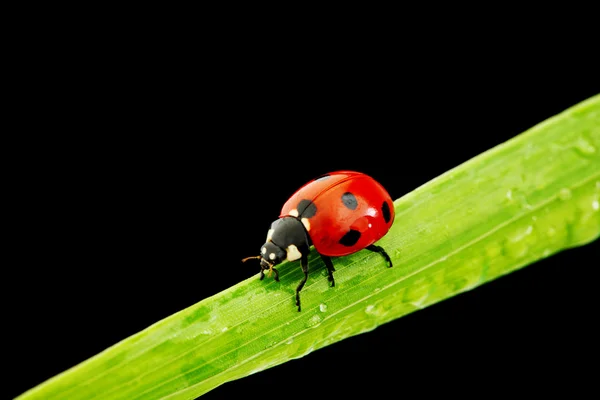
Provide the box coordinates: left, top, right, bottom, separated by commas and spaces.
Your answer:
243, 170, 395, 311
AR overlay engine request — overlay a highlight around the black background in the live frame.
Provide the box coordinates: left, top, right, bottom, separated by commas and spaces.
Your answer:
7, 33, 600, 399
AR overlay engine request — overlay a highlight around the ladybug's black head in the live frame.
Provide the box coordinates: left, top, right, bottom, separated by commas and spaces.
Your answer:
260, 242, 286, 269
243, 217, 310, 278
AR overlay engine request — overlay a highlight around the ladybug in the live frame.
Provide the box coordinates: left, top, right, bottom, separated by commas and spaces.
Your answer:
243, 170, 395, 311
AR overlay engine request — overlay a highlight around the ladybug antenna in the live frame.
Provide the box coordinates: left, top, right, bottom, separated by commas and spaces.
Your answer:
241, 256, 261, 263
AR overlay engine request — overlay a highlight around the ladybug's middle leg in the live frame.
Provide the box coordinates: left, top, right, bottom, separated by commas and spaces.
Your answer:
295, 254, 309, 312
366, 244, 393, 268
320, 254, 336, 287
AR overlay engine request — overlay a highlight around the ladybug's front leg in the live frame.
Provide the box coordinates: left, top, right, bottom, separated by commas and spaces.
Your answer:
320, 254, 336, 287
295, 254, 309, 312
259, 266, 280, 282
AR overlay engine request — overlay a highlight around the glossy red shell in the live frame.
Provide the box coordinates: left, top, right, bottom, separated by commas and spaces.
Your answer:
280, 170, 395, 257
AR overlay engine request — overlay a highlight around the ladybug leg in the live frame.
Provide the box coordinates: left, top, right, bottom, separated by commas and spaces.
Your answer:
366, 244, 393, 268
259, 268, 266, 280
272, 267, 280, 282
320, 254, 336, 287
295, 255, 309, 312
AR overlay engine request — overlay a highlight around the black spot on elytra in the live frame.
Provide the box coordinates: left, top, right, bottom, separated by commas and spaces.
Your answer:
297, 199, 317, 218
339, 229, 361, 246
341, 192, 358, 210
314, 174, 331, 181
381, 200, 391, 223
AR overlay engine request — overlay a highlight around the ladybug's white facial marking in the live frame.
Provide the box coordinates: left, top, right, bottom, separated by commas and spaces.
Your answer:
286, 244, 302, 261
261, 241, 286, 266
289, 209, 299, 217
301, 217, 311, 231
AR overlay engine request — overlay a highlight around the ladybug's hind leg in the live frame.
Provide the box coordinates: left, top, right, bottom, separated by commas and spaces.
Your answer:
320, 254, 336, 287
366, 244, 393, 268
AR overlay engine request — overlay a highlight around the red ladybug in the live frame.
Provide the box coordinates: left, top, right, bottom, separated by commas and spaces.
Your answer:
244, 170, 395, 311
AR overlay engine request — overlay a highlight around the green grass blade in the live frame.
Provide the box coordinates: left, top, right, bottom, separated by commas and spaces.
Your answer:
17, 94, 600, 400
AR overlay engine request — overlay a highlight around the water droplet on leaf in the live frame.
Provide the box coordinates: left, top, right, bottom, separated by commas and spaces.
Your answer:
306, 314, 322, 328
573, 137, 596, 156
